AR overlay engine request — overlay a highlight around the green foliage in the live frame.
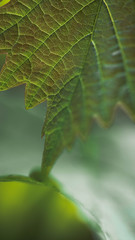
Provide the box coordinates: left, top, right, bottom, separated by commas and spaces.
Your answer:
0, 0, 10, 7
0, 180, 97, 240
0, 0, 135, 175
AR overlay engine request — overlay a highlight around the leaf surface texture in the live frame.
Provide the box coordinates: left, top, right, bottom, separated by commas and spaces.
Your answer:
0, 0, 135, 173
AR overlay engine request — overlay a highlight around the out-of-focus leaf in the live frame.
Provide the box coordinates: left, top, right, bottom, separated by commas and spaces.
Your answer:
0, 0, 10, 7
0, 169, 61, 191
0, 1, 135, 174
0, 174, 42, 185
0, 177, 99, 240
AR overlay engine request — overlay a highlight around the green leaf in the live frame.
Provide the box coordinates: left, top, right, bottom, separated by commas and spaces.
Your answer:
0, 174, 43, 185
0, 0, 135, 174
0, 177, 99, 240
0, 0, 10, 7
0, 173, 59, 188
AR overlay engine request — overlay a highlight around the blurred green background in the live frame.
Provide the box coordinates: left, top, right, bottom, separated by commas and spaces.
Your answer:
0, 53, 135, 240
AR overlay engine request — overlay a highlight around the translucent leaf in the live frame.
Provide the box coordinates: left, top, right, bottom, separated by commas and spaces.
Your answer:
0, 0, 135, 174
